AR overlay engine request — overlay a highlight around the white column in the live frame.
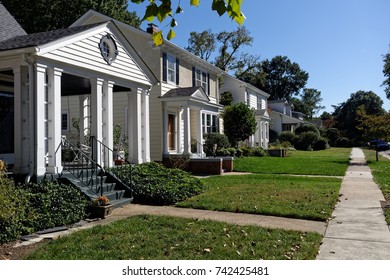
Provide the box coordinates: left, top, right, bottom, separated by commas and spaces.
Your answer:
162, 102, 169, 155
196, 110, 204, 156
102, 81, 114, 167
13, 66, 29, 174
141, 90, 150, 162
183, 105, 191, 154
90, 78, 104, 165
46, 67, 63, 174
79, 95, 90, 146
176, 108, 183, 153
35, 64, 47, 176
127, 89, 142, 163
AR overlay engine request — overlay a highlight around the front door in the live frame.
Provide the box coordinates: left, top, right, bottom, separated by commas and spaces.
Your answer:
168, 114, 175, 150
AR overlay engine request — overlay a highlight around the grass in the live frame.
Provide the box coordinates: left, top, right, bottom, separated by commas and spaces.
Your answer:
25, 215, 322, 260
362, 149, 390, 224
177, 174, 341, 221
234, 148, 351, 176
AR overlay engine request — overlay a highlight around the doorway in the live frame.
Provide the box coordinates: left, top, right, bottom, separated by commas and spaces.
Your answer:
168, 114, 175, 150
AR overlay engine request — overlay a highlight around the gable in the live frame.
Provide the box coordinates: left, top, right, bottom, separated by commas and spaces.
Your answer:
0, 3, 26, 42
40, 27, 152, 87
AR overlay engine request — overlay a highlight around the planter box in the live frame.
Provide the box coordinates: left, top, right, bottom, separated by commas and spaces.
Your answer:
268, 149, 286, 157
89, 204, 113, 219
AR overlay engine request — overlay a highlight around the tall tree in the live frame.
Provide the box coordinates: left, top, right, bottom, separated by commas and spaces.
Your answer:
356, 106, 390, 142
382, 51, 390, 99
2, 0, 140, 33
185, 30, 216, 61
300, 88, 325, 119
260, 56, 308, 101
333, 90, 385, 143
222, 103, 257, 147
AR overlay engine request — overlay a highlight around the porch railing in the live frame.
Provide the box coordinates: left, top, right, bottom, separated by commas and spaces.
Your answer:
60, 137, 105, 197
90, 136, 133, 194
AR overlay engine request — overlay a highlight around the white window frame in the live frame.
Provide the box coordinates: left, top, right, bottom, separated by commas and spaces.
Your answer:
166, 54, 176, 84
195, 68, 208, 95
202, 112, 219, 134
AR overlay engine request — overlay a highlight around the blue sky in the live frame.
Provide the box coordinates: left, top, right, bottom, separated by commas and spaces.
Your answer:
127, 0, 390, 115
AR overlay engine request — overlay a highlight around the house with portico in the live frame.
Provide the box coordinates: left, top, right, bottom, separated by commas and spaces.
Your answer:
0, 3, 157, 180
72, 10, 225, 162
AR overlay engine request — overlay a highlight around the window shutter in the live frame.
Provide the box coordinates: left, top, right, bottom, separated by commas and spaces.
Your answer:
162, 53, 167, 82
207, 73, 210, 95
176, 58, 180, 85
192, 67, 196, 87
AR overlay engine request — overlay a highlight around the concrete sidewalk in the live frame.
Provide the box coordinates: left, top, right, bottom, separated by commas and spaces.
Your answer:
317, 148, 390, 260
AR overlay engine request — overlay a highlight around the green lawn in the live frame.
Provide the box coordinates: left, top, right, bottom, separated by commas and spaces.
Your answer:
178, 174, 341, 221
363, 149, 390, 224
234, 148, 351, 176
25, 215, 322, 260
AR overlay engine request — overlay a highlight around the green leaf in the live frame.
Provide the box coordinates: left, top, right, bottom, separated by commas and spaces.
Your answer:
170, 18, 178, 27
227, 0, 245, 25
175, 6, 184, 14
157, 2, 172, 22
167, 28, 176, 40
152, 30, 164, 46
142, 3, 159, 22
212, 0, 227, 16
190, 0, 200, 7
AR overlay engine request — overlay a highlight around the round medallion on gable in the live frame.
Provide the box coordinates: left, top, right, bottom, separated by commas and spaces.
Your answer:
99, 34, 118, 65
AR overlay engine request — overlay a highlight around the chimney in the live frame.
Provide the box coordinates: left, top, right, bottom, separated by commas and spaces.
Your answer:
146, 23, 159, 34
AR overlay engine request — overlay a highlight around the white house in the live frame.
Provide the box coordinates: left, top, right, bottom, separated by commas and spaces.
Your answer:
220, 74, 270, 149
268, 100, 306, 135
72, 11, 225, 161
0, 5, 157, 178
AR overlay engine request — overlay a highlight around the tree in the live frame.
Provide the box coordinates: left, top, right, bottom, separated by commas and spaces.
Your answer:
356, 106, 390, 142
222, 103, 257, 147
131, 0, 245, 45
382, 51, 390, 99
333, 90, 385, 144
2, 0, 141, 33
185, 30, 216, 61
220, 91, 233, 106
260, 56, 309, 101
300, 88, 325, 119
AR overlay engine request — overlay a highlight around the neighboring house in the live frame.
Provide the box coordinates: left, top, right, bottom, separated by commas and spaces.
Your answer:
72, 11, 225, 161
268, 100, 306, 135
220, 74, 270, 149
0, 4, 157, 177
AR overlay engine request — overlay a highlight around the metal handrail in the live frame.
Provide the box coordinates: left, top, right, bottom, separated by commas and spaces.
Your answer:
90, 136, 133, 196
191, 139, 205, 158
61, 137, 105, 197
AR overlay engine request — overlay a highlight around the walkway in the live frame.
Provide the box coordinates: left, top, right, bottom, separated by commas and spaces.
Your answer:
317, 148, 390, 260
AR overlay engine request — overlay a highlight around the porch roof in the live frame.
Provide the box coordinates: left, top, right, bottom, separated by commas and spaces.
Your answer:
0, 22, 105, 51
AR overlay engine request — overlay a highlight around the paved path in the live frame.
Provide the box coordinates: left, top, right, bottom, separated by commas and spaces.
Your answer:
317, 148, 390, 260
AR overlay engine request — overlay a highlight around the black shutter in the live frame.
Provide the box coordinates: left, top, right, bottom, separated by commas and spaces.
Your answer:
162, 52, 167, 82
207, 73, 210, 95
176, 58, 180, 85
192, 66, 196, 87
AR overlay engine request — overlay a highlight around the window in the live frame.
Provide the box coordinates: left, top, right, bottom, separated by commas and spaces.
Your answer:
202, 113, 219, 134
163, 53, 179, 85
246, 91, 250, 107
61, 112, 69, 132
257, 96, 262, 110
193, 67, 209, 95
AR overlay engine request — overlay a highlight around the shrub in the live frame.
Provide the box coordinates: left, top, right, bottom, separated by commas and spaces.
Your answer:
313, 137, 330, 151
112, 162, 205, 205
203, 133, 230, 156
252, 147, 267, 157
325, 128, 341, 147
295, 124, 320, 137
0, 177, 30, 244
240, 146, 253, 157
22, 180, 89, 231
216, 148, 236, 157
334, 137, 351, 147
294, 131, 320, 151
279, 131, 295, 144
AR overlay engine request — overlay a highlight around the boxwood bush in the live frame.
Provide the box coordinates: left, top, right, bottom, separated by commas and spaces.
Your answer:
111, 162, 205, 205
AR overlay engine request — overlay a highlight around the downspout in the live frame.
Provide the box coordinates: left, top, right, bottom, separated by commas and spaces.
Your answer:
23, 53, 35, 183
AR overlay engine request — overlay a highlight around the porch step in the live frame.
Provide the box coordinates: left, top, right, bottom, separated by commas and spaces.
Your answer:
59, 169, 133, 210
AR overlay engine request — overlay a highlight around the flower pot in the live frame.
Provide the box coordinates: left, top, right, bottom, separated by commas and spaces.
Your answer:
89, 204, 113, 219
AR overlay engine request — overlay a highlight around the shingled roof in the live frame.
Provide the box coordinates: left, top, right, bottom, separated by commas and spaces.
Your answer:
0, 21, 105, 52
0, 2, 27, 42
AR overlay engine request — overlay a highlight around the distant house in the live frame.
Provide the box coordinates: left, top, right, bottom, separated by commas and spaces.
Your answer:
268, 100, 306, 135
220, 74, 270, 149
72, 11, 225, 161
0, 4, 157, 177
